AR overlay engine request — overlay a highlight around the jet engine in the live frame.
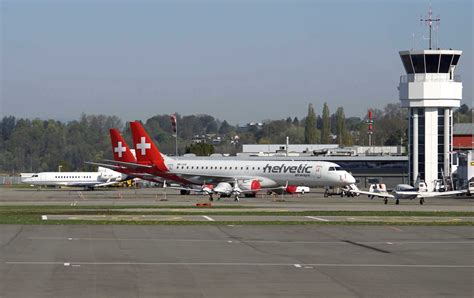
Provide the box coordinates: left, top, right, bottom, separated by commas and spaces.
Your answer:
237, 179, 261, 191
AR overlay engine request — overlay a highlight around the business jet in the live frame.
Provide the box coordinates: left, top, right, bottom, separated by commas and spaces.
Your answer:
99, 121, 356, 201
21, 167, 128, 190
351, 183, 465, 205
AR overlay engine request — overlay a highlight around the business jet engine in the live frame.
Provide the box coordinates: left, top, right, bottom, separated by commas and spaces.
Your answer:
237, 179, 261, 191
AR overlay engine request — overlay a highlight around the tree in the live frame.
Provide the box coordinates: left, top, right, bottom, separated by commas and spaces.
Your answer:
335, 107, 348, 146
185, 143, 215, 156
219, 120, 233, 135
321, 102, 330, 143
292, 117, 299, 126
304, 103, 318, 144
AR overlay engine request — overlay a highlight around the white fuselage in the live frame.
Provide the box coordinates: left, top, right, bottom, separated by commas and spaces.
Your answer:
165, 158, 355, 188
22, 168, 125, 187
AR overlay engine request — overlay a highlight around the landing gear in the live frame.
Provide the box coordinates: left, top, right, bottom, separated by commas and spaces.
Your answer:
209, 194, 214, 202
384, 198, 388, 205
324, 190, 329, 198
180, 189, 191, 195
419, 198, 425, 205
395, 199, 400, 205
234, 195, 240, 202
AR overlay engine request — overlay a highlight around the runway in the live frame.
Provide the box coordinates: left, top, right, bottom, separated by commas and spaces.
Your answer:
1, 225, 472, 297
1, 187, 473, 297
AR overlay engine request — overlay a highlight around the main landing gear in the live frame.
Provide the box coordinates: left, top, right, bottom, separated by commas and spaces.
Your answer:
395, 199, 400, 205
234, 195, 240, 202
419, 198, 425, 205
384, 198, 388, 205
209, 194, 214, 202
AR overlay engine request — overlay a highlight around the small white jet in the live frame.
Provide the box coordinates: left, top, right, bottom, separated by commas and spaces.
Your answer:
351, 182, 465, 205
21, 167, 128, 190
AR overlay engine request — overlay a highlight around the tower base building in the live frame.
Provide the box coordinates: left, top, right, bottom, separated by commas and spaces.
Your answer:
398, 49, 462, 190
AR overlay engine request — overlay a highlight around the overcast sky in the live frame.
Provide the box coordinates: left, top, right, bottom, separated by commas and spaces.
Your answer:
1, 0, 472, 124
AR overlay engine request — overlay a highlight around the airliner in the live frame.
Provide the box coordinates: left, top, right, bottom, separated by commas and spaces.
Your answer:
21, 167, 128, 189
97, 121, 356, 201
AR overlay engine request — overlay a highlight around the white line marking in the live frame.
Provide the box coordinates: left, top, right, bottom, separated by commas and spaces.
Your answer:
202, 216, 215, 222
386, 242, 393, 245
41, 215, 47, 220
72, 264, 81, 267
6, 261, 473, 268
64, 263, 70, 266
305, 216, 329, 222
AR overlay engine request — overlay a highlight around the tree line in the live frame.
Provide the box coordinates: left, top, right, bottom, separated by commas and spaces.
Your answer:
0, 103, 471, 173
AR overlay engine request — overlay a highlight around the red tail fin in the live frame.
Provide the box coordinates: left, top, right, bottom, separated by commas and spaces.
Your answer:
109, 128, 136, 163
129, 121, 168, 171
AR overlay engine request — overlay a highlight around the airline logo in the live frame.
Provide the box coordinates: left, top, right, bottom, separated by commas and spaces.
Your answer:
114, 141, 126, 158
136, 137, 151, 155
262, 164, 312, 174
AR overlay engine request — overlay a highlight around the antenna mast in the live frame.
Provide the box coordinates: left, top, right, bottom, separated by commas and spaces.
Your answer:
420, 5, 440, 50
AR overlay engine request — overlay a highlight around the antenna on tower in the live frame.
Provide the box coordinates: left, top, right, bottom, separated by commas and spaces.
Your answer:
420, 5, 440, 50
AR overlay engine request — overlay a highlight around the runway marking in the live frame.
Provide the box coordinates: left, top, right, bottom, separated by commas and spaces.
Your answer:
305, 216, 329, 222
64, 263, 70, 266
6, 261, 474, 268
202, 216, 215, 222
41, 215, 47, 220
26, 237, 474, 245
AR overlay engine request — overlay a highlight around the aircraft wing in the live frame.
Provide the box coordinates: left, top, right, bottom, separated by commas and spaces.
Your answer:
172, 172, 265, 184
418, 190, 466, 198
85, 161, 125, 171
86, 160, 154, 171
350, 189, 395, 199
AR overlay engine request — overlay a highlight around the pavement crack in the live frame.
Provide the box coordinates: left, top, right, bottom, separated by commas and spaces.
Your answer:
342, 240, 390, 254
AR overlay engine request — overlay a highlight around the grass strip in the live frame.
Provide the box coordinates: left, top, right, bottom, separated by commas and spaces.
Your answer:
0, 215, 472, 226
0, 208, 472, 217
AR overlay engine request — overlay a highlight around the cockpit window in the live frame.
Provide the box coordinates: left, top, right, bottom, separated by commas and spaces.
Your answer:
328, 167, 335, 171
335, 166, 344, 171
33, 175, 38, 177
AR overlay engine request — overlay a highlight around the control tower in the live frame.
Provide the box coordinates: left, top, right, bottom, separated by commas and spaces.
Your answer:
398, 9, 462, 190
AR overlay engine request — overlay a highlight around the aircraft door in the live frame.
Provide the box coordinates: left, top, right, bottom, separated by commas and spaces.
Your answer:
315, 166, 322, 178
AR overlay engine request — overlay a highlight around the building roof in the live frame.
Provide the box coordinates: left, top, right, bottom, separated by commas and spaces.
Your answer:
454, 123, 474, 135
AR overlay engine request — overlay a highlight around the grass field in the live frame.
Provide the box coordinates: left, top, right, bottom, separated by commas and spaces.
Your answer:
1, 205, 472, 226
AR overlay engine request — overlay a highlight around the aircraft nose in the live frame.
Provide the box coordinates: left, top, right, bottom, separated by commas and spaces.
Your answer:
347, 173, 356, 184
342, 172, 356, 184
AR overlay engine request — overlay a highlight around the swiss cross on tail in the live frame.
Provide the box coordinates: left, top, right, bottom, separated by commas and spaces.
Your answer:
109, 129, 136, 162
129, 121, 168, 172
114, 141, 126, 157
136, 137, 151, 155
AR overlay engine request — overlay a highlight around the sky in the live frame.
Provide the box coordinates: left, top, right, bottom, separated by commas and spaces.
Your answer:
1, 0, 472, 124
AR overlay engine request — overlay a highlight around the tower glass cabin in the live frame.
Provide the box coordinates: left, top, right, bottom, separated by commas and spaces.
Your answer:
398, 50, 462, 190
